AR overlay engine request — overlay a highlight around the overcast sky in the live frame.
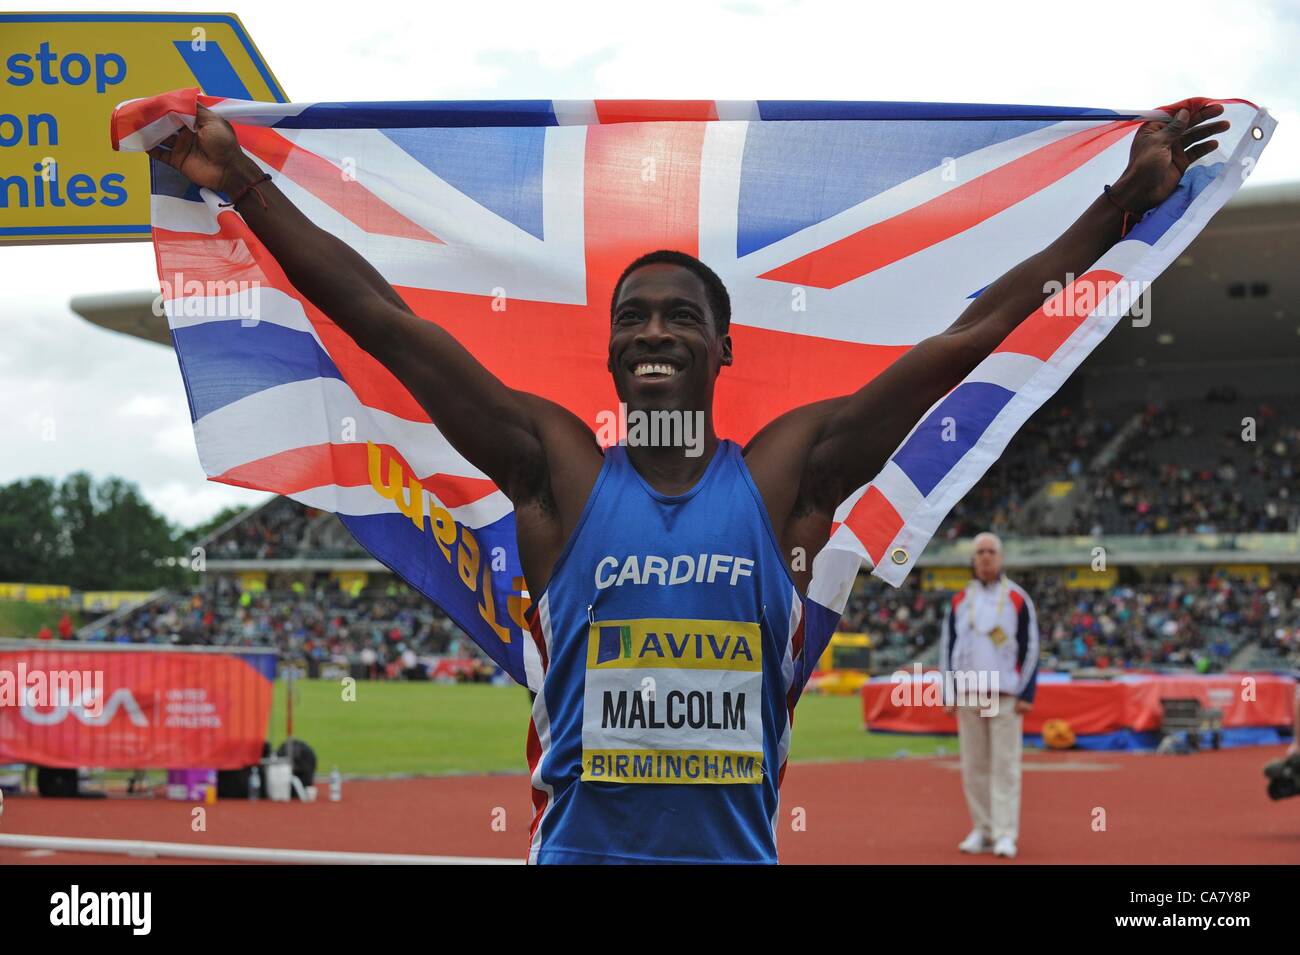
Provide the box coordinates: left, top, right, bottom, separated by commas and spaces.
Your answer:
3, 0, 1297, 528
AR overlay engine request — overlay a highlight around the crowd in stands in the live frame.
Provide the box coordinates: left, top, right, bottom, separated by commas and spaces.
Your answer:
203, 497, 365, 560
938, 399, 1129, 539
840, 570, 1300, 674
199, 387, 1298, 555
74, 385, 1300, 679
63, 567, 1300, 678
838, 581, 948, 673
1029, 571, 1300, 671
940, 389, 1300, 538
1062, 395, 1300, 536
86, 576, 497, 682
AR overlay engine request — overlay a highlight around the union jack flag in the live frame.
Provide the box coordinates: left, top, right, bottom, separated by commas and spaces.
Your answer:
111, 89, 1273, 689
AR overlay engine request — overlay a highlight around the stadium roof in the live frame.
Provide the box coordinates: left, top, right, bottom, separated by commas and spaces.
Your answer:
1089, 179, 1300, 369
71, 287, 171, 346
70, 181, 1300, 363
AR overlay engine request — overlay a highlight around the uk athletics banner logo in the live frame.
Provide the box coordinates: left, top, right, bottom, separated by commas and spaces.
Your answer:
0, 644, 276, 768
110, 89, 1275, 691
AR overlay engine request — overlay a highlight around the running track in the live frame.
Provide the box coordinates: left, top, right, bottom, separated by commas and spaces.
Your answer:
2, 748, 1297, 864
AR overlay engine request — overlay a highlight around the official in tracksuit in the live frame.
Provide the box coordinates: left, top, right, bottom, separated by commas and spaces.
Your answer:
940, 532, 1039, 859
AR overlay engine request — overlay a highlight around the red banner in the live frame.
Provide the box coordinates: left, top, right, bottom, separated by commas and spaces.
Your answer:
0, 643, 276, 769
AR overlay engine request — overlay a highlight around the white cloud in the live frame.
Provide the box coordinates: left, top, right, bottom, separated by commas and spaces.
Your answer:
118, 394, 174, 418
149, 422, 203, 460
0, 288, 268, 527
148, 480, 271, 532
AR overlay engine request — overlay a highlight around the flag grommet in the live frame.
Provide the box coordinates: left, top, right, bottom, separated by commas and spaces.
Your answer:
889, 547, 909, 565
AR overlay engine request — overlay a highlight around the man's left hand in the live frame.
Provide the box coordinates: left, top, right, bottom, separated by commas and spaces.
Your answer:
1111, 101, 1229, 216
1014, 700, 1032, 715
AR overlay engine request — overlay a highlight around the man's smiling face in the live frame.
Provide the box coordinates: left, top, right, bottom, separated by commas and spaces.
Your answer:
972, 533, 1003, 583
608, 262, 732, 414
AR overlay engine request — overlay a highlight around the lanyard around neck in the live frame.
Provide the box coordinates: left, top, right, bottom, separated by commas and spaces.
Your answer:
966, 576, 1006, 632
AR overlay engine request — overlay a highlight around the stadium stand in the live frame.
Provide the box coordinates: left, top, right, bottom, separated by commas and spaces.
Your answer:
1068, 394, 1299, 536
85, 578, 497, 681
71, 558, 1299, 682
61, 368, 1300, 682
938, 396, 1138, 540
941, 390, 1300, 539
204, 496, 366, 560
843, 570, 1300, 674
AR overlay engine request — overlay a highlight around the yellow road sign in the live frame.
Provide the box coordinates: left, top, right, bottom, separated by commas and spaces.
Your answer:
1, 12, 284, 244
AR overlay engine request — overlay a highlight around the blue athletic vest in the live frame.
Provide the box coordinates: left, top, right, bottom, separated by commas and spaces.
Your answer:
526, 439, 800, 864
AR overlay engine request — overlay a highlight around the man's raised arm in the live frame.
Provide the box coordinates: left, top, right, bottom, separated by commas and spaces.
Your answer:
150, 104, 594, 506
754, 102, 1228, 517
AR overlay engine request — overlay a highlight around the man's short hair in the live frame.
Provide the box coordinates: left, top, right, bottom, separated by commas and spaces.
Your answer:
610, 249, 731, 336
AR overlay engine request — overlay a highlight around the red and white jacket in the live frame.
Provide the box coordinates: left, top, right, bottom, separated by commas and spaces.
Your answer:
940, 575, 1040, 703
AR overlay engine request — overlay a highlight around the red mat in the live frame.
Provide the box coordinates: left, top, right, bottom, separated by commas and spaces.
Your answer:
863, 672, 1296, 736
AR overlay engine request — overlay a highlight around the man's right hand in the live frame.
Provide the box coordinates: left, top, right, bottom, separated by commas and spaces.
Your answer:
944, 705, 955, 717
148, 104, 259, 194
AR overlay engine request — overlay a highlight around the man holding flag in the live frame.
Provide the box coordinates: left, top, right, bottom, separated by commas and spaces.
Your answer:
149, 99, 1226, 863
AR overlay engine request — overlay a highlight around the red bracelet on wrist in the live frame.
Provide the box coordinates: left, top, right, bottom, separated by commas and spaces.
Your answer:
219, 172, 273, 211
1103, 184, 1137, 239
